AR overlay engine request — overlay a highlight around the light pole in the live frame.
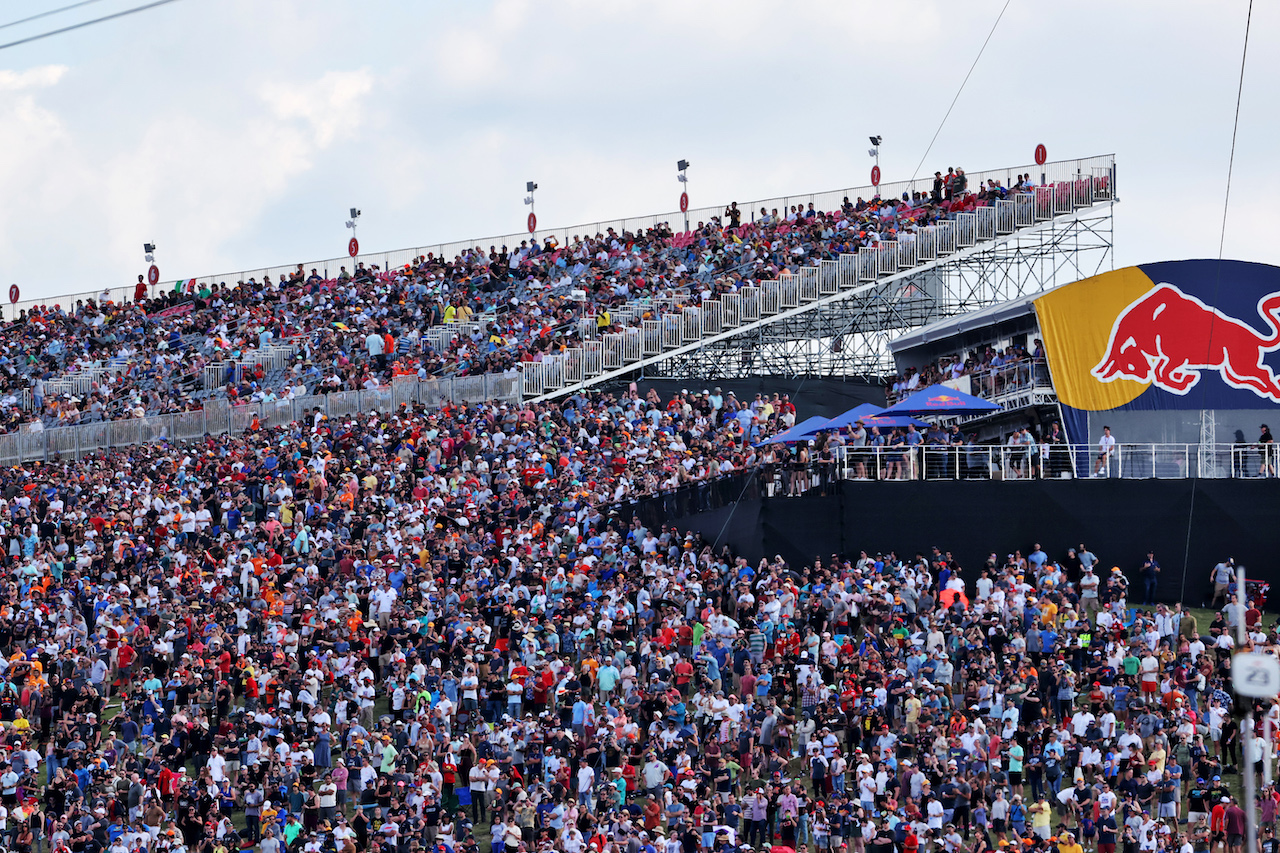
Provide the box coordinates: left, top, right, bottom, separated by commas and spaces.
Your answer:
524, 181, 538, 241
143, 242, 157, 299
868, 136, 882, 194
345, 208, 361, 272
677, 159, 690, 232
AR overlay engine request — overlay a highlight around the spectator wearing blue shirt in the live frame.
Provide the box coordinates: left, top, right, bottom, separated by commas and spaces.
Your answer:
1028, 544, 1048, 570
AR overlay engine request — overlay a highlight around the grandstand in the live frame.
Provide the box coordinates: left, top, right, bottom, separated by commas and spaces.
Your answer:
0, 155, 1114, 444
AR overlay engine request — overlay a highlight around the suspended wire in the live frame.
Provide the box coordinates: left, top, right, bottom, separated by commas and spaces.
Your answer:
1218, 0, 1253, 260
0, 0, 183, 53
0, 0, 110, 32
1180, 0, 1253, 601
908, 0, 1012, 185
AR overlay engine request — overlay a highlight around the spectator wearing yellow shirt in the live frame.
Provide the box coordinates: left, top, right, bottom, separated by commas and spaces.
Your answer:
1029, 796, 1053, 840
1056, 832, 1083, 853
1039, 598, 1059, 628
904, 693, 922, 735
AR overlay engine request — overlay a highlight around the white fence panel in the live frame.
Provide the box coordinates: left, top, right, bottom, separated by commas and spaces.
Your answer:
936, 221, 956, 255
779, 273, 800, 308
798, 267, 820, 302
702, 300, 722, 335
761, 281, 780, 316
680, 307, 702, 342
877, 241, 899, 275
623, 328, 642, 362
858, 247, 878, 282
819, 260, 839, 296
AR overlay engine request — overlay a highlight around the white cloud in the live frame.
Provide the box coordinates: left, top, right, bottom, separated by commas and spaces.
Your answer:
0, 65, 67, 91
0, 0, 1274, 299
260, 69, 375, 148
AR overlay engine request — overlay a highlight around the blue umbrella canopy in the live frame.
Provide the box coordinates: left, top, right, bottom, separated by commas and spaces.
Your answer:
797, 404, 929, 434
885, 383, 1001, 416
754, 415, 830, 446
817, 403, 886, 431
856, 413, 931, 429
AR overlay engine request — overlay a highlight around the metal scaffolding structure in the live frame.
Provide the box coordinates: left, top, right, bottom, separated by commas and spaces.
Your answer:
652, 203, 1115, 379
516, 154, 1117, 401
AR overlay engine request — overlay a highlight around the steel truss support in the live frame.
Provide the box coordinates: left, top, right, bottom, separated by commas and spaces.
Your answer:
648, 205, 1113, 380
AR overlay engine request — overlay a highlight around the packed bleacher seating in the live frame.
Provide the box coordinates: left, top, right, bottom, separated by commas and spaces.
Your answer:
0, 167, 1035, 435
0, 374, 1263, 853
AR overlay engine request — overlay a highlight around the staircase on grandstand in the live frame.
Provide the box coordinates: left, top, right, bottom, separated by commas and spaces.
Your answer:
519, 167, 1114, 401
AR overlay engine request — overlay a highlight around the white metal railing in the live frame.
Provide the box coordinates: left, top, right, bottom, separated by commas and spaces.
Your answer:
937, 220, 956, 255
995, 199, 1015, 234
703, 301, 722, 335
722, 292, 742, 327
977, 205, 997, 240
603, 334, 623, 370
878, 241, 899, 275
858, 247, 878, 281
898, 240, 917, 270
642, 319, 662, 356
761, 281, 780, 316
792, 442, 1280, 483
741, 287, 760, 322
1054, 181, 1074, 214
2, 373, 521, 465
819, 260, 839, 296
779, 273, 800, 309
583, 341, 603, 377
1034, 185, 1055, 220
1015, 192, 1035, 227
662, 316, 682, 349
839, 253, 858, 287
624, 328, 642, 362
921, 222, 942, 258
680, 307, 702, 342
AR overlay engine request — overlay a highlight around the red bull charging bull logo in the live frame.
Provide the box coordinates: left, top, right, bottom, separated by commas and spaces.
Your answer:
1091, 283, 1280, 402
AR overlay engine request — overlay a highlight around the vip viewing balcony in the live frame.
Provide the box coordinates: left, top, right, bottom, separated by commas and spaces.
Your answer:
754, 443, 1280, 493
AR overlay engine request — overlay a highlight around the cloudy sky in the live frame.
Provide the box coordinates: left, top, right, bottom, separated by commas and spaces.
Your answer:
0, 0, 1276, 301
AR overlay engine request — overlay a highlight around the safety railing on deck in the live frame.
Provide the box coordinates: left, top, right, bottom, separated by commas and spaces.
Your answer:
759, 443, 1278, 483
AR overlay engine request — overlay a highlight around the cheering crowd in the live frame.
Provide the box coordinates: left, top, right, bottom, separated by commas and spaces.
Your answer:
2, 165, 1019, 434
0, 376, 1268, 853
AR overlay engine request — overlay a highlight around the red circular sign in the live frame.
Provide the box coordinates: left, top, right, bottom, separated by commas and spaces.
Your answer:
527, 212, 537, 234
348, 237, 359, 257
147, 265, 160, 286
870, 165, 881, 187
7, 284, 17, 304
679, 192, 689, 213
1034, 144, 1047, 166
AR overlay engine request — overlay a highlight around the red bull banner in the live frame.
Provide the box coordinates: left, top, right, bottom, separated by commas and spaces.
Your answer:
1034, 260, 1280, 442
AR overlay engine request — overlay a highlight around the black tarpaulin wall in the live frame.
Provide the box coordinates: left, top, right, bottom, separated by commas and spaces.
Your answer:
660, 478, 1280, 606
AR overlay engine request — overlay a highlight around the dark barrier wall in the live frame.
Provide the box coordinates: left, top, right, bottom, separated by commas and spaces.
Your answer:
639, 478, 1280, 607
